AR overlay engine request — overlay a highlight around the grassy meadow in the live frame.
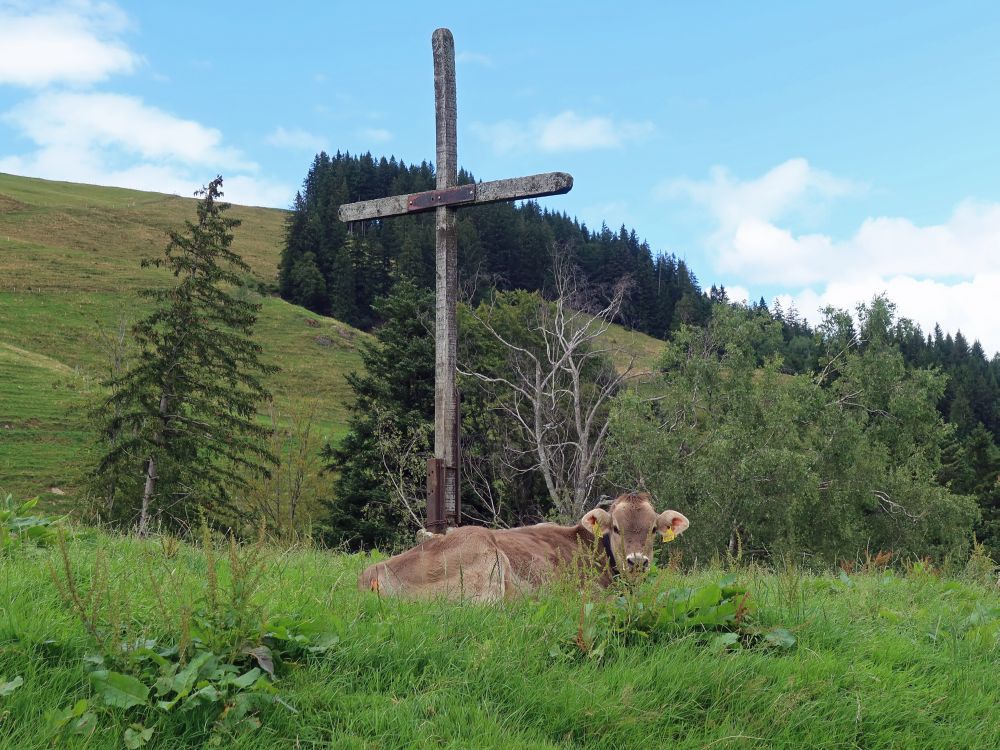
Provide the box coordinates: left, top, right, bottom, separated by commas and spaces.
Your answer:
1, 530, 998, 749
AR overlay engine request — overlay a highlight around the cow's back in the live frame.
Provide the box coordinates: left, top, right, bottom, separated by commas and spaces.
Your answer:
490, 523, 596, 589
358, 526, 512, 601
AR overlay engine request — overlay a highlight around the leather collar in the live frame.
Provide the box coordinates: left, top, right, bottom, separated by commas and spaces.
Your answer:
601, 533, 619, 577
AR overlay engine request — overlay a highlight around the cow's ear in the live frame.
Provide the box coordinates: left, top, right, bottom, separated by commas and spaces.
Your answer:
582, 507, 612, 534
656, 510, 690, 538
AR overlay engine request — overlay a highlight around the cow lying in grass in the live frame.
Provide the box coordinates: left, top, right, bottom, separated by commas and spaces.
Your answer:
358, 492, 690, 600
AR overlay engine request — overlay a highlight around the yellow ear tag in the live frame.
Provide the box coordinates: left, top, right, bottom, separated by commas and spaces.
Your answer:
661, 528, 676, 543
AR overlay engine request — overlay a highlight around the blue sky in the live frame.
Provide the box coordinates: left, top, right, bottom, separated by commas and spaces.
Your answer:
2, 1, 999, 353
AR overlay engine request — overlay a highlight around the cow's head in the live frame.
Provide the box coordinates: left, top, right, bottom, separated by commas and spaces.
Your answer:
581, 493, 689, 573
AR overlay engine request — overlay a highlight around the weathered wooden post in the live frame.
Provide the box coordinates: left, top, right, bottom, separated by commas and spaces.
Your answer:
338, 28, 573, 532
431, 29, 460, 533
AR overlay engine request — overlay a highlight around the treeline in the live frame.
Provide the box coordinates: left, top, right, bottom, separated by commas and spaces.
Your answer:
277, 151, 710, 334
755, 299, 1000, 440
746, 298, 1000, 553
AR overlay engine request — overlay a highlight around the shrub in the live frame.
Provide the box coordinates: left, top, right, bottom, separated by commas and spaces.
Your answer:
556, 572, 795, 662
606, 302, 979, 565
46, 523, 336, 746
1, 494, 59, 552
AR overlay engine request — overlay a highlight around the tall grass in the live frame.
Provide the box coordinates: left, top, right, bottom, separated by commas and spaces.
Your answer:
1, 529, 997, 749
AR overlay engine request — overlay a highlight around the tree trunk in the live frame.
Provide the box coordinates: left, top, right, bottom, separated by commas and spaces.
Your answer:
139, 456, 156, 536
138, 392, 170, 536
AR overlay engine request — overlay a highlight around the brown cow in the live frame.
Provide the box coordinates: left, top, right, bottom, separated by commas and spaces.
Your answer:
357, 493, 690, 600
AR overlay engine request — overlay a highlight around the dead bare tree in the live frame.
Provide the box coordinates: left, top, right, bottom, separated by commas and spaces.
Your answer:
372, 407, 434, 535
460, 254, 639, 522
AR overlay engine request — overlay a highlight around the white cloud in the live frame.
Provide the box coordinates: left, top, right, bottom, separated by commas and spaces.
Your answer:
267, 126, 328, 153
663, 159, 1000, 287
222, 174, 295, 208
719, 202, 1000, 289
0, 1, 140, 87
0, 91, 292, 208
457, 51, 493, 67
357, 127, 392, 144
4, 91, 248, 167
472, 110, 654, 154
538, 111, 654, 152
469, 119, 528, 155
662, 158, 856, 233
0, 3, 293, 208
725, 285, 751, 305
664, 159, 1000, 354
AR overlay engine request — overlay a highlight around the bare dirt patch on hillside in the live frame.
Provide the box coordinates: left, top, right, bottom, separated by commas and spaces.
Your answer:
0, 193, 29, 212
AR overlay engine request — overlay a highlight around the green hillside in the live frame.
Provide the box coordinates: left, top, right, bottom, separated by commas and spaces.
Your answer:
0, 173, 367, 505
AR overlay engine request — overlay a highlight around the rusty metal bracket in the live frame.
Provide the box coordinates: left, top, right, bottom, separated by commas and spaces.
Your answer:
426, 457, 448, 533
407, 184, 476, 211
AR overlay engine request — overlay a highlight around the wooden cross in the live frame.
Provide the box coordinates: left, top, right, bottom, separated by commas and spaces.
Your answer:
338, 28, 573, 532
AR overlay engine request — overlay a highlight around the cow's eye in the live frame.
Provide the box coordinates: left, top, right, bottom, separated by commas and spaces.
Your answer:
612, 524, 620, 534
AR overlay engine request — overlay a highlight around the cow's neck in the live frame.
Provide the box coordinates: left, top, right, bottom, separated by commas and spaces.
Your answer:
573, 524, 618, 584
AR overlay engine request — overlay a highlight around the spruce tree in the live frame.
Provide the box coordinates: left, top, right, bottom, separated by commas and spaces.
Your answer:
322, 280, 435, 549
95, 177, 276, 534
287, 252, 328, 312
327, 240, 357, 324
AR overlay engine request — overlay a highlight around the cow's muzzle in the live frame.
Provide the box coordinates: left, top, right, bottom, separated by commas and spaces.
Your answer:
625, 553, 650, 571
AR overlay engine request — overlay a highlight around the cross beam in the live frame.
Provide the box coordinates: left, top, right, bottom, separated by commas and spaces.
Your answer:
335, 28, 573, 533
338, 172, 573, 222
